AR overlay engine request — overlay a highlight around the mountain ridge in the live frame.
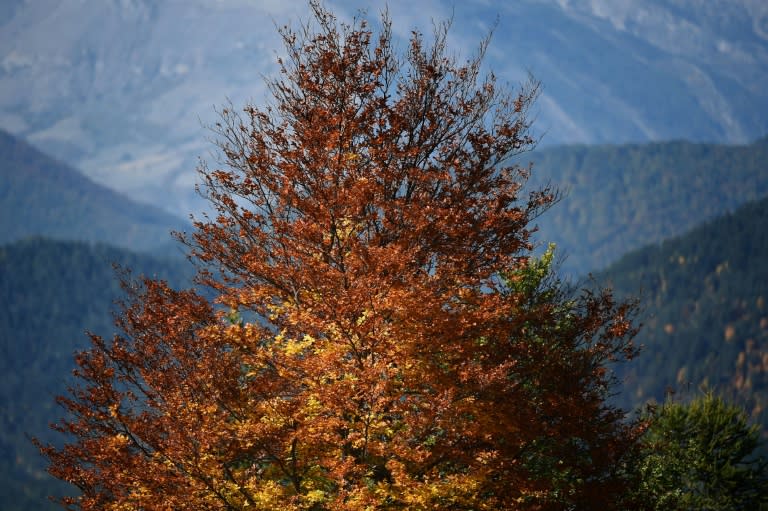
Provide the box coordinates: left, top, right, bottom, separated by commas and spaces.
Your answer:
528, 135, 768, 276
0, 129, 188, 252
598, 194, 768, 428
0, 236, 195, 511
1, 0, 765, 215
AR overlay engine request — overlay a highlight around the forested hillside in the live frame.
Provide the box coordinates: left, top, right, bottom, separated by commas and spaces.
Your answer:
530, 137, 768, 275
0, 238, 194, 511
599, 196, 768, 429
0, 129, 187, 253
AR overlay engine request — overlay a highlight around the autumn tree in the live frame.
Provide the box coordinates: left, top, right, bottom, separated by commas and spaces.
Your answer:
39, 4, 643, 510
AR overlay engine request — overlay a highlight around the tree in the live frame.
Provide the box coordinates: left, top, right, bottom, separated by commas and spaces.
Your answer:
637, 393, 768, 510
38, 4, 642, 509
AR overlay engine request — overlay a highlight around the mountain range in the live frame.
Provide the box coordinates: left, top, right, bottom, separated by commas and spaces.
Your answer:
1, 0, 766, 215
1, 1, 767, 505
5, 123, 767, 276
2, 169, 766, 510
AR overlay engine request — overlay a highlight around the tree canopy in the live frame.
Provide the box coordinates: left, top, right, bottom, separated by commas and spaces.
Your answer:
637, 393, 768, 510
38, 4, 642, 509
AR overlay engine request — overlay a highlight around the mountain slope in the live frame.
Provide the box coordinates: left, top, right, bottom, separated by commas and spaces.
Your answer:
0, 129, 187, 252
0, 237, 195, 511
597, 195, 768, 428
528, 136, 768, 276
0, 0, 765, 215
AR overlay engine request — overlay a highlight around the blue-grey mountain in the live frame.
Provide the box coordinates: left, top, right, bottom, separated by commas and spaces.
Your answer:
528, 136, 768, 276
0, 237, 194, 511
0, 0, 765, 215
0, 129, 187, 252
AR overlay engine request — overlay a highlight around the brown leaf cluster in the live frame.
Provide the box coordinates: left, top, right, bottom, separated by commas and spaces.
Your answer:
38, 3, 643, 510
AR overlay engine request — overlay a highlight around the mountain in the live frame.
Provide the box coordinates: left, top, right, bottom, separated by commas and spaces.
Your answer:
527, 136, 768, 276
0, 0, 765, 216
597, 195, 768, 429
0, 237, 195, 511
0, 129, 187, 252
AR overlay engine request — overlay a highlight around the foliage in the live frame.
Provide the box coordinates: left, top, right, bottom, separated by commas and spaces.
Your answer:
637, 393, 768, 510
0, 129, 187, 253
39, 4, 642, 510
0, 237, 193, 511
599, 195, 768, 431
528, 136, 768, 276
498, 244, 643, 508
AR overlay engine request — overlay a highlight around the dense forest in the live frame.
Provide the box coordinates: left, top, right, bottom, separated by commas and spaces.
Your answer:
529, 136, 768, 275
0, 238, 194, 511
599, 195, 768, 430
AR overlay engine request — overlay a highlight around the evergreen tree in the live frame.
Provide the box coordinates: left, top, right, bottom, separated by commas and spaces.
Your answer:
638, 393, 768, 510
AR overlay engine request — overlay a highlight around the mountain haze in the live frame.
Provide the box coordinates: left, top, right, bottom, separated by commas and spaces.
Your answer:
528, 136, 768, 276
0, 129, 187, 252
1, 0, 765, 215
